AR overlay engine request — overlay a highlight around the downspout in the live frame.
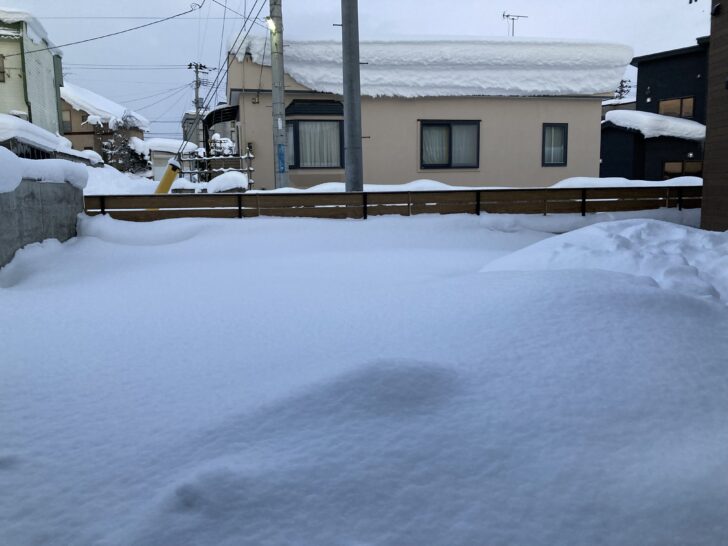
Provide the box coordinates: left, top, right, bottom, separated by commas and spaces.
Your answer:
18, 22, 32, 123
54, 55, 64, 134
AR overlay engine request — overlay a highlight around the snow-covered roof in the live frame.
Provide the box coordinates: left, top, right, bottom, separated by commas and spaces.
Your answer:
602, 96, 636, 107
236, 37, 633, 98
0, 113, 102, 164
0, 8, 61, 56
60, 81, 149, 131
129, 136, 197, 159
604, 110, 706, 141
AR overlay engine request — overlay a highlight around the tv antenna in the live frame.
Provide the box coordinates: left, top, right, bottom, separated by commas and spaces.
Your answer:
503, 12, 528, 37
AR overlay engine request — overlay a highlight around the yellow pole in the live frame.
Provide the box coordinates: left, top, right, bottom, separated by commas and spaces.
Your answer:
154, 158, 181, 194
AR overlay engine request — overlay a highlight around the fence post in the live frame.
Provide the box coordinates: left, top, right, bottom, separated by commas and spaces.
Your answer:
475, 191, 481, 216
237, 194, 243, 219
678, 187, 684, 211
362, 192, 368, 220
581, 189, 586, 217
100, 195, 106, 216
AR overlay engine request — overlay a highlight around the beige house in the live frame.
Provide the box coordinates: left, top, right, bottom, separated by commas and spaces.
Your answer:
60, 81, 148, 158
0, 9, 63, 134
227, 39, 632, 190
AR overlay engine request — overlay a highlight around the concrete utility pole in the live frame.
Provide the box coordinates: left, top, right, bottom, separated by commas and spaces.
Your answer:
341, 0, 364, 192
188, 62, 210, 146
268, 0, 289, 188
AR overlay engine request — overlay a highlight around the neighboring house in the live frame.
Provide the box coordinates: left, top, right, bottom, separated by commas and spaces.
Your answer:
601, 97, 636, 119
227, 38, 632, 190
600, 37, 709, 180
702, 0, 728, 231
130, 137, 197, 181
182, 104, 239, 154
0, 8, 63, 134
60, 81, 148, 161
182, 110, 205, 147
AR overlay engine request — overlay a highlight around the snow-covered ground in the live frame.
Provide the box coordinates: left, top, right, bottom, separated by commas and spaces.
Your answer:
2, 212, 728, 545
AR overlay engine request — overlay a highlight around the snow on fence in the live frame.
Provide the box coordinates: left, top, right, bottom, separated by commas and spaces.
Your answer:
84, 186, 702, 222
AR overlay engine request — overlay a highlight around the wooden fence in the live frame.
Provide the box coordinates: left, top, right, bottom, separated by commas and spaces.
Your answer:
84, 186, 702, 222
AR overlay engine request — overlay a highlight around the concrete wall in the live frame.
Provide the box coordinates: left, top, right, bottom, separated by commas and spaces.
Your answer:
0, 179, 83, 268
231, 56, 603, 190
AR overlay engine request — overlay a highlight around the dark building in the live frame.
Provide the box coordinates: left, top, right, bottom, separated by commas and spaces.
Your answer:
702, 1, 728, 230
600, 37, 708, 181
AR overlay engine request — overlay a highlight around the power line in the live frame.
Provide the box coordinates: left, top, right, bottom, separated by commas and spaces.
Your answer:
135, 86, 192, 112
177, 0, 266, 155
8, 2, 207, 58
121, 84, 193, 104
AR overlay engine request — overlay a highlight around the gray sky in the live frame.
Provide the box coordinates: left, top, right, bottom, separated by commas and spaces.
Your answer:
5, 0, 711, 138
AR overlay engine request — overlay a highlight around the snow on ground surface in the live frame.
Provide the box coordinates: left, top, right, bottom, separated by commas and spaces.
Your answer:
2, 212, 728, 545
82, 164, 157, 195
551, 175, 702, 188
61, 81, 149, 131
239, 37, 632, 98
605, 110, 706, 140
0, 146, 87, 193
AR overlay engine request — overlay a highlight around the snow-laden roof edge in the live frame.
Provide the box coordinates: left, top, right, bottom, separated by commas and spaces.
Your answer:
233, 37, 633, 98
604, 110, 706, 140
129, 136, 197, 159
0, 146, 87, 193
0, 8, 62, 56
61, 81, 149, 131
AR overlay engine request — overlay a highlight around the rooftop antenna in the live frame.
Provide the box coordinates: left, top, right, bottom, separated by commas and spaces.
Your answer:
502, 12, 528, 37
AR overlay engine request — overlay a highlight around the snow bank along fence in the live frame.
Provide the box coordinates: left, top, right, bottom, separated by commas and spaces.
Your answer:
84, 186, 702, 222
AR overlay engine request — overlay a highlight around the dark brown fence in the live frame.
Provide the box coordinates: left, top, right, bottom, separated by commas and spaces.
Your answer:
84, 186, 702, 222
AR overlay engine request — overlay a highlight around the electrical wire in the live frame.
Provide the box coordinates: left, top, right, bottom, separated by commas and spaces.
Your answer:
9, 2, 207, 58
120, 84, 193, 104
135, 86, 192, 112
176, 0, 266, 155
216, 0, 228, 104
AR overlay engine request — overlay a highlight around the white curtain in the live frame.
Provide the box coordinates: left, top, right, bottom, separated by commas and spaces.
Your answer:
299, 121, 340, 168
544, 126, 565, 164
452, 124, 478, 167
422, 125, 449, 166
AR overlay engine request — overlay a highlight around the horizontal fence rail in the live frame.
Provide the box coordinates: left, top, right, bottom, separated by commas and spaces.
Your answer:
84, 186, 702, 222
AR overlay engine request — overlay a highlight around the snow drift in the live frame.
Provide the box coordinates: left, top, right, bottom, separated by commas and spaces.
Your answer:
0, 146, 87, 193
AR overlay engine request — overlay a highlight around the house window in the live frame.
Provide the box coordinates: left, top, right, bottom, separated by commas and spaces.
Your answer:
61, 111, 72, 133
663, 160, 703, 179
659, 97, 695, 118
286, 120, 343, 169
542, 123, 568, 166
0, 55, 5, 83
420, 121, 479, 169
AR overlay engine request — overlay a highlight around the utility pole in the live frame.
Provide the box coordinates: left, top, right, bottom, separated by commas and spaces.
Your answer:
268, 0, 289, 188
341, 0, 364, 192
188, 62, 211, 146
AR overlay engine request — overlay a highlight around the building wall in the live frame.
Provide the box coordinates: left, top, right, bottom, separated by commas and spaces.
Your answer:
22, 23, 60, 133
635, 47, 709, 123
600, 128, 643, 179
643, 138, 704, 180
0, 31, 27, 117
701, 0, 728, 230
232, 57, 603, 189
61, 102, 95, 150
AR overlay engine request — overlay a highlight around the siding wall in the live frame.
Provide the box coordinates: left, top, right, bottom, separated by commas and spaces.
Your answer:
22, 24, 60, 133
0, 29, 27, 116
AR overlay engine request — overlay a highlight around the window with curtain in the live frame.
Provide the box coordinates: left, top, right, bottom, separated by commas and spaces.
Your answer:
542, 124, 568, 166
659, 97, 695, 119
62, 111, 72, 133
287, 120, 342, 169
421, 121, 479, 169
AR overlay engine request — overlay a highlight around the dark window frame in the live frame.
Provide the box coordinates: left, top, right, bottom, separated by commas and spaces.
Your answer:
0, 55, 5, 83
658, 96, 695, 119
61, 110, 72, 133
542, 123, 569, 167
286, 119, 345, 170
419, 120, 480, 170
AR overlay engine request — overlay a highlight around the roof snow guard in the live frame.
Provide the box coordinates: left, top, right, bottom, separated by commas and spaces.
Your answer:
236, 37, 633, 98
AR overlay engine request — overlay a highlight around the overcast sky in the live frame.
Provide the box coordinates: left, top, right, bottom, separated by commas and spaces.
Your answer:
5, 0, 711, 138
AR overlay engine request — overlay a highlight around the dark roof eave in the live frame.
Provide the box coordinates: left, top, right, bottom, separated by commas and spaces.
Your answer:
631, 36, 710, 67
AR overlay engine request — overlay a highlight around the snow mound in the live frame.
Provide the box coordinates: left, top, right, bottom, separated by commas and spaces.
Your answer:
61, 81, 149, 131
605, 110, 706, 140
129, 137, 197, 159
551, 176, 702, 188
83, 165, 157, 195
237, 37, 632, 98
207, 171, 249, 193
0, 146, 87, 192
483, 219, 728, 302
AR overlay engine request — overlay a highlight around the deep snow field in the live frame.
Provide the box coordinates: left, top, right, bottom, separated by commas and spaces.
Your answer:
2, 211, 728, 546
